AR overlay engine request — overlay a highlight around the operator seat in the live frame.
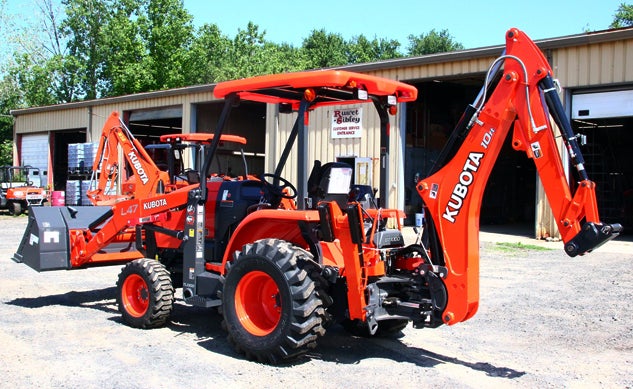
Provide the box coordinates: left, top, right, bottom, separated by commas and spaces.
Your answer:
307, 160, 353, 209
186, 170, 200, 184
349, 184, 377, 209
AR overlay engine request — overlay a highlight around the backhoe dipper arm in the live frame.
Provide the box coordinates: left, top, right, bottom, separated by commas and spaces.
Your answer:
417, 29, 622, 326
88, 111, 169, 204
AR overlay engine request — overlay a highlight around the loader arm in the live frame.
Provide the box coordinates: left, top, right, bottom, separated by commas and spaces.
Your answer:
70, 185, 194, 267
87, 111, 170, 205
417, 28, 622, 326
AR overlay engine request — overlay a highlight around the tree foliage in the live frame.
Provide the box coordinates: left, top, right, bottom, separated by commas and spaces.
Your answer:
611, 3, 633, 28
406, 29, 464, 56
184, 23, 230, 85
1, 0, 469, 114
347, 35, 402, 64
5, 0, 629, 122
141, 0, 194, 90
3, 0, 470, 106
302, 29, 349, 69
0, 75, 18, 165
101, 0, 151, 96
61, 0, 109, 100
219, 22, 273, 80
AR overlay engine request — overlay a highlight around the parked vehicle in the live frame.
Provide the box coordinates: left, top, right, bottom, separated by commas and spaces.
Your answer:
14, 29, 621, 364
0, 165, 46, 215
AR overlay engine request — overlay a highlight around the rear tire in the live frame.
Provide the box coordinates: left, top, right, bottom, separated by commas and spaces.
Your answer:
221, 239, 326, 364
116, 258, 174, 329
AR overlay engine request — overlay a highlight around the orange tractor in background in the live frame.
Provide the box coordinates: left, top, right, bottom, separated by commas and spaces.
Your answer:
14, 29, 621, 364
0, 165, 47, 215
86, 112, 249, 206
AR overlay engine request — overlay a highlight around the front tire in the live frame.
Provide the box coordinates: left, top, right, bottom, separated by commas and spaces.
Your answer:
116, 258, 174, 328
8, 201, 22, 216
221, 239, 325, 364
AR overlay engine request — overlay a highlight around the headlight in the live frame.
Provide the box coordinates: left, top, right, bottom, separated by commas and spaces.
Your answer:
13, 191, 24, 197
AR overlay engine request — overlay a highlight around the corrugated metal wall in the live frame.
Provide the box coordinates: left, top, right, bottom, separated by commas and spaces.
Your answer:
14, 90, 217, 139
14, 107, 88, 134
367, 57, 497, 81
555, 39, 633, 87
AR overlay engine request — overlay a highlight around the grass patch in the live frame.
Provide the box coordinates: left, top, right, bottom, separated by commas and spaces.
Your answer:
493, 241, 553, 252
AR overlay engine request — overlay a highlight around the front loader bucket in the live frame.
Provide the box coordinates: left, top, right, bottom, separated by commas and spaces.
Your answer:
13, 206, 113, 272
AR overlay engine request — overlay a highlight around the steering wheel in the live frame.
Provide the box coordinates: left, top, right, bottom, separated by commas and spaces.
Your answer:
260, 173, 297, 200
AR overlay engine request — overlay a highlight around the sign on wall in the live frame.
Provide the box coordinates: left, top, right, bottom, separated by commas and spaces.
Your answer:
331, 108, 363, 138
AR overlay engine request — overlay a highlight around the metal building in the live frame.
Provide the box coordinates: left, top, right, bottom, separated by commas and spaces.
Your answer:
11, 27, 633, 236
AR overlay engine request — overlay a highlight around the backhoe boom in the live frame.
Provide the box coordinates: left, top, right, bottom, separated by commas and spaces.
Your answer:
417, 28, 622, 325
87, 112, 170, 205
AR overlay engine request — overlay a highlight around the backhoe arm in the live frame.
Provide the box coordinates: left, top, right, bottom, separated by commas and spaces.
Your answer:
87, 111, 169, 205
417, 28, 622, 326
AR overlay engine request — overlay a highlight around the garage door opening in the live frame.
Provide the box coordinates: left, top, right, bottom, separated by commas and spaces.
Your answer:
405, 78, 536, 229
195, 101, 266, 177
52, 130, 86, 191
126, 107, 183, 141
125, 106, 183, 172
573, 117, 633, 233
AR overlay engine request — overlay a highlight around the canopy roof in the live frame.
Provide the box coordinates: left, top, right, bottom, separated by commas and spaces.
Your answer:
213, 70, 418, 108
160, 133, 247, 145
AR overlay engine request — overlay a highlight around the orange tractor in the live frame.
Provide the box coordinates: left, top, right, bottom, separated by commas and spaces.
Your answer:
86, 111, 249, 206
0, 165, 47, 215
14, 29, 621, 363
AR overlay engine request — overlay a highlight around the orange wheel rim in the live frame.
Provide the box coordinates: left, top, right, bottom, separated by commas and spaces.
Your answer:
122, 274, 149, 317
235, 270, 281, 336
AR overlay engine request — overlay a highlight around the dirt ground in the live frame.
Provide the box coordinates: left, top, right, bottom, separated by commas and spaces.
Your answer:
1, 212, 632, 388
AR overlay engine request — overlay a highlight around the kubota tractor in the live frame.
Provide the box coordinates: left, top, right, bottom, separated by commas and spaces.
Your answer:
86, 112, 249, 206
13, 28, 621, 364
0, 165, 47, 215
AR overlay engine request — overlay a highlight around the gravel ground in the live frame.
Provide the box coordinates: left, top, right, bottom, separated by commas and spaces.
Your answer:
1, 212, 632, 388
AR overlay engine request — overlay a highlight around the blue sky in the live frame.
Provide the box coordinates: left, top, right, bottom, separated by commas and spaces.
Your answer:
1, 0, 625, 51
183, 0, 623, 49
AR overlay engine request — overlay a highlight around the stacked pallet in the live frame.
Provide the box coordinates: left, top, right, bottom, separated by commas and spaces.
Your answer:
65, 180, 80, 205
67, 142, 99, 205
65, 180, 95, 206
68, 143, 98, 173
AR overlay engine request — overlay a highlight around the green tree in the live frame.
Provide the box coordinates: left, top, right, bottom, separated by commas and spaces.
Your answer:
101, 0, 152, 95
38, 0, 84, 103
193, 21, 305, 82
9, 53, 59, 107
3, 0, 469, 108
407, 29, 464, 56
347, 35, 402, 63
2, 0, 78, 104
185, 23, 231, 84
0, 75, 20, 165
139, 0, 194, 90
611, 3, 633, 27
219, 21, 268, 80
261, 42, 307, 75
302, 29, 348, 69
58, 0, 196, 96
61, 0, 110, 100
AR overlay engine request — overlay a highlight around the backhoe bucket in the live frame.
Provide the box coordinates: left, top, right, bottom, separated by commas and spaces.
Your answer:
13, 206, 113, 271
